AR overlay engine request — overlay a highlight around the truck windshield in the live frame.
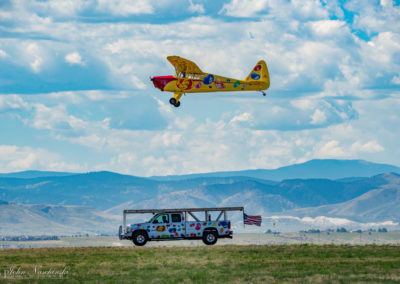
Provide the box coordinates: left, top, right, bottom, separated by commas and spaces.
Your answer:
148, 214, 158, 223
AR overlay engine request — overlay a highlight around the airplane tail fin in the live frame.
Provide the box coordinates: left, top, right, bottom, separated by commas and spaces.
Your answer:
245, 60, 270, 89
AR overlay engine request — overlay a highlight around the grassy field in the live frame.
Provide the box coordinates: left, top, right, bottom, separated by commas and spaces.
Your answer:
0, 245, 399, 283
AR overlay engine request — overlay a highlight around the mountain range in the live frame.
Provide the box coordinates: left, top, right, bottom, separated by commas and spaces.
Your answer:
2, 159, 399, 181
150, 159, 400, 181
1, 159, 399, 235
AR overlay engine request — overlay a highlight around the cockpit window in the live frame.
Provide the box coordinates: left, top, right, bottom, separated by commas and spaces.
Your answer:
178, 72, 203, 80
186, 73, 202, 79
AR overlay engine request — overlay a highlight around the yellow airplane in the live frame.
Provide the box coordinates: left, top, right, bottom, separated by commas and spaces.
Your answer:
151, 56, 270, 107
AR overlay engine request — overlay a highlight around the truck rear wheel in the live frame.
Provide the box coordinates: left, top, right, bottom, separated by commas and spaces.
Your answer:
132, 231, 148, 246
202, 230, 218, 245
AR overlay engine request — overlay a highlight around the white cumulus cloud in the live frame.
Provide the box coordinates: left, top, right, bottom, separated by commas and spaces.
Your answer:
188, 0, 204, 13
0, 145, 85, 172
65, 52, 84, 65
96, 0, 154, 16
0, 49, 7, 58
351, 141, 384, 153
219, 0, 268, 17
311, 109, 327, 125
26, 43, 43, 73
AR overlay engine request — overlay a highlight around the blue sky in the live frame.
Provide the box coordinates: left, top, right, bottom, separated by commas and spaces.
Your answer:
0, 0, 399, 176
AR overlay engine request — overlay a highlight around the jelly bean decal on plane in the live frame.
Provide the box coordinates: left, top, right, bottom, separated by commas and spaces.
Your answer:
202, 74, 214, 85
177, 79, 193, 90
214, 78, 225, 89
251, 73, 260, 80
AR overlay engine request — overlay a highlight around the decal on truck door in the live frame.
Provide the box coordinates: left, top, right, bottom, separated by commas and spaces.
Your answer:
171, 213, 182, 238
150, 213, 170, 239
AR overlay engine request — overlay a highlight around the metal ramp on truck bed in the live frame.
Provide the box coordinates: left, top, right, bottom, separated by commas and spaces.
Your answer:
122, 207, 244, 230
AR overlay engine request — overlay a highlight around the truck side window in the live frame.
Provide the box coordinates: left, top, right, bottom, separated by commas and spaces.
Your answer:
152, 214, 169, 224
171, 214, 181, 223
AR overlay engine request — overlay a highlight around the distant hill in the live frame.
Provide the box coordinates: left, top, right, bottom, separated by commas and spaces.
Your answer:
0, 171, 160, 210
0, 170, 76, 179
0, 201, 119, 235
280, 173, 400, 222
151, 159, 400, 181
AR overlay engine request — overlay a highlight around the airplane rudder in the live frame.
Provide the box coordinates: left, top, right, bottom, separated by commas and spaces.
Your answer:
246, 60, 268, 83
261, 60, 270, 86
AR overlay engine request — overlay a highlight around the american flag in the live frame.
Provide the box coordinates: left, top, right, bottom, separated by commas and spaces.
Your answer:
244, 213, 262, 226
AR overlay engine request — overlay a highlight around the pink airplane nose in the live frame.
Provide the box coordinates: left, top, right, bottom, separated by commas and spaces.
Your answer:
151, 75, 176, 91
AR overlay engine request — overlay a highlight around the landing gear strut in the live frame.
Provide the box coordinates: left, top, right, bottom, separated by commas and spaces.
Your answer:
169, 93, 183, 108
261, 91, 266, 96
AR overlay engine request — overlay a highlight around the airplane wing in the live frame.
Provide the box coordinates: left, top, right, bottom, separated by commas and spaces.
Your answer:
167, 56, 203, 76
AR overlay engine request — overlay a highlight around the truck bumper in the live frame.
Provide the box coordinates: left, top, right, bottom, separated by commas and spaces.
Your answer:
118, 226, 123, 240
118, 225, 130, 240
219, 232, 233, 239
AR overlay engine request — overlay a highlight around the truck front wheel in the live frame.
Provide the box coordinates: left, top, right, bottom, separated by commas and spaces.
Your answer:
132, 231, 148, 246
202, 230, 218, 245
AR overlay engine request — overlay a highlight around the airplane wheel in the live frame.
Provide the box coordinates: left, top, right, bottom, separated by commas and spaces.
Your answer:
174, 101, 181, 108
169, 98, 176, 105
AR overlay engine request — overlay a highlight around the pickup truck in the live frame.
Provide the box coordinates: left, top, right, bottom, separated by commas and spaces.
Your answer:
119, 207, 243, 246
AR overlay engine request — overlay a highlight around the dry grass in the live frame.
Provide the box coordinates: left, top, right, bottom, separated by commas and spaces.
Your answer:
0, 245, 399, 283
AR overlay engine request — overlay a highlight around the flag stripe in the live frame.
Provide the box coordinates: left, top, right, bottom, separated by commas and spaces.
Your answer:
244, 213, 262, 226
